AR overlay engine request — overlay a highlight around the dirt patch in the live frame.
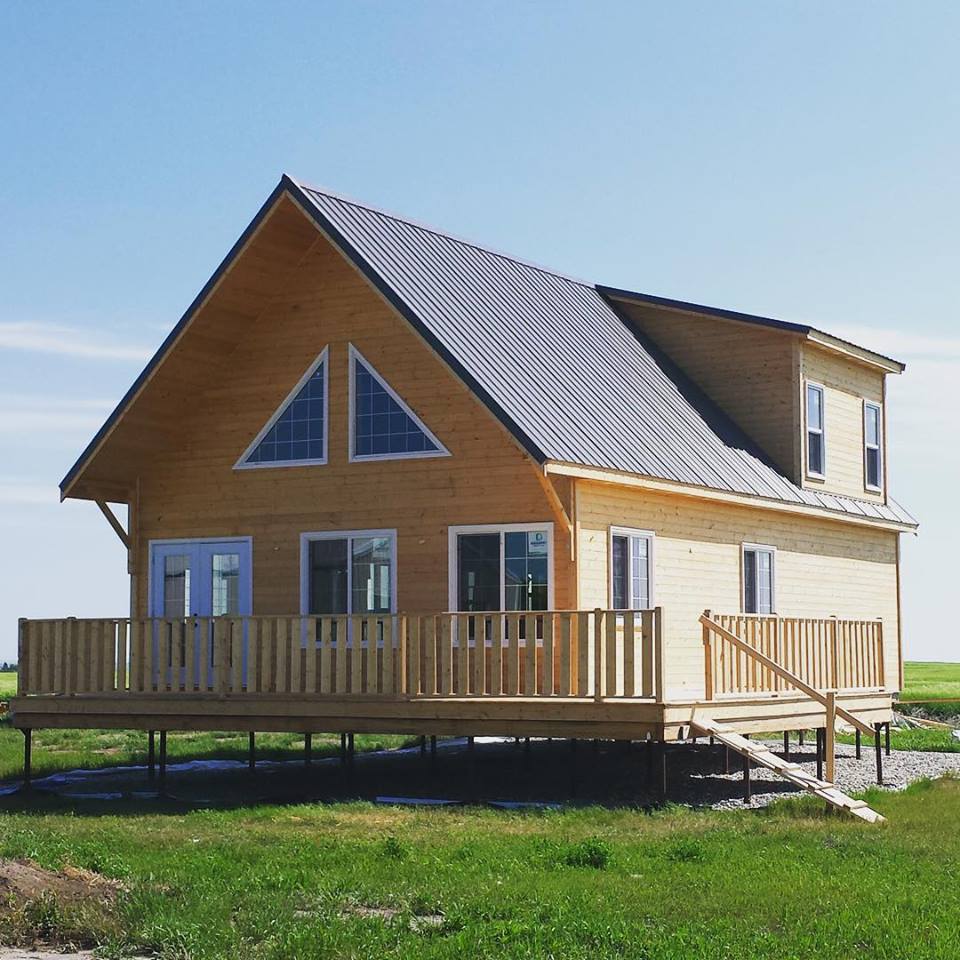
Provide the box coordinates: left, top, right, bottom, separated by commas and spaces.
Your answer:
0, 860, 122, 906
0, 860, 123, 950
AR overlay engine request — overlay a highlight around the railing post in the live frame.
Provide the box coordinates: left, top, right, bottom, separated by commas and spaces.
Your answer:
593, 608, 603, 701
876, 618, 885, 690
825, 690, 836, 783
829, 616, 839, 690
398, 615, 408, 696
702, 609, 713, 702
654, 606, 665, 702
17, 618, 27, 695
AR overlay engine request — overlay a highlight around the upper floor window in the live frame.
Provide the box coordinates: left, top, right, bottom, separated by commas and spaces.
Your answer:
805, 382, 825, 478
864, 401, 883, 491
350, 345, 449, 461
610, 527, 654, 610
237, 348, 328, 468
743, 544, 775, 615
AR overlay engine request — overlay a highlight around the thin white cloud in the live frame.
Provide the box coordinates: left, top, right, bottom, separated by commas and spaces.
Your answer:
0, 321, 152, 361
0, 394, 113, 435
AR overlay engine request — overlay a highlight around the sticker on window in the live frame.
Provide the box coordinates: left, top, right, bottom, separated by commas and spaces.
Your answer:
527, 531, 548, 556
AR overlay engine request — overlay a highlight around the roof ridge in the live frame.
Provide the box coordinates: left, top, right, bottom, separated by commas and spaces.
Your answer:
284, 173, 596, 290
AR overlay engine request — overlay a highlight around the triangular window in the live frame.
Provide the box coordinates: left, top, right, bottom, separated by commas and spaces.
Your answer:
350, 345, 449, 461
237, 348, 328, 467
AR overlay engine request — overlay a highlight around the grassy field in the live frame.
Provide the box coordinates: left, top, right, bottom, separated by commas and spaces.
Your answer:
1, 664, 960, 957
0, 670, 15, 698
1, 780, 959, 958
901, 661, 960, 702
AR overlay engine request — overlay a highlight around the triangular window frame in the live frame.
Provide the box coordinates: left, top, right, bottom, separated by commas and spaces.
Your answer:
235, 346, 329, 469
348, 344, 450, 462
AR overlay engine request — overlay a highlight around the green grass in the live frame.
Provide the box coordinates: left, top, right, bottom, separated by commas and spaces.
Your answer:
902, 660, 960, 703
2, 779, 960, 958
0, 670, 15, 698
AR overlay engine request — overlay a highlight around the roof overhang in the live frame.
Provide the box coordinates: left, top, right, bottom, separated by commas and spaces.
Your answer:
546, 461, 918, 534
597, 286, 906, 375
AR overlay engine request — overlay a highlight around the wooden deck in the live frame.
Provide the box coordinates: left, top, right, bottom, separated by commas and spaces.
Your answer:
11, 609, 893, 741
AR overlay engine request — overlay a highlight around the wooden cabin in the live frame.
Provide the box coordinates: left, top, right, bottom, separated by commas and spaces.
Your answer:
11, 175, 917, 812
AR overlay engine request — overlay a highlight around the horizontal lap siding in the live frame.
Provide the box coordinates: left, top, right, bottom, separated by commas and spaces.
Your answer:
576, 481, 900, 698
133, 228, 572, 616
802, 345, 885, 503
618, 303, 801, 481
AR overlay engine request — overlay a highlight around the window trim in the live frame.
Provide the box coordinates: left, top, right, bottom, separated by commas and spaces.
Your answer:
447, 522, 554, 612
234, 347, 329, 470
741, 542, 776, 615
299, 528, 398, 617
348, 343, 450, 463
863, 399, 883, 493
804, 380, 826, 480
608, 526, 656, 610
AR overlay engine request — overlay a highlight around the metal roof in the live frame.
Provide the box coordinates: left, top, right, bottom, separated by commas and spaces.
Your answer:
289, 178, 915, 527
60, 174, 916, 528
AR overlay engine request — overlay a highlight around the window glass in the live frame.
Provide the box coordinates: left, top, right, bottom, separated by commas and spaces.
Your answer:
632, 536, 650, 609
163, 555, 191, 618
504, 531, 549, 611
611, 535, 628, 610
354, 357, 439, 457
865, 404, 882, 489
245, 360, 325, 465
351, 537, 392, 614
744, 547, 774, 615
457, 534, 501, 611
308, 538, 348, 615
806, 383, 825, 476
211, 553, 240, 616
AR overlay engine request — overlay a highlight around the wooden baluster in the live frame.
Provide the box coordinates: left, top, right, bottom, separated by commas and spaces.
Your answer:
622, 611, 635, 698
405, 615, 419, 696
439, 615, 452, 696
506, 614, 520, 696
541, 612, 554, 697
271, 618, 286, 694
576, 612, 589, 696
593, 609, 604, 701
876, 620, 886, 689
347, 616, 360, 694
382, 616, 395, 695
335, 617, 348, 694
472, 615, 486, 696
229, 618, 242, 694
422, 616, 436, 696
641, 610, 655, 698
524, 614, 537, 696
457, 614, 470, 696
116, 620, 128, 692
702, 613, 713, 702
558, 613, 571, 697
490, 615, 503, 696
653, 607, 665, 703
287, 617, 300, 694
316, 619, 330, 694
604, 610, 618, 697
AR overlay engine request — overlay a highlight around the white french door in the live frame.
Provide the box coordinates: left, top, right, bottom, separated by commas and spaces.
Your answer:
149, 538, 252, 688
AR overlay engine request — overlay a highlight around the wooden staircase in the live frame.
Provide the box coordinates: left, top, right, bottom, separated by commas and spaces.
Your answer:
691, 718, 885, 823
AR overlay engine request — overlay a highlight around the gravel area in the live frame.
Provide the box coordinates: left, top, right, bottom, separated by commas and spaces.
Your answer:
700, 739, 960, 810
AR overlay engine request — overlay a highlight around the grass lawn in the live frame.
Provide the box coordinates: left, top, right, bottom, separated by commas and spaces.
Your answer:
0, 779, 959, 958
901, 661, 960, 702
0, 670, 15, 698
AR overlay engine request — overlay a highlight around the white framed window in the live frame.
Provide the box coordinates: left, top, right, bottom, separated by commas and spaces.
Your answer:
805, 381, 826, 479
299, 529, 397, 617
742, 543, 776, 615
609, 527, 654, 610
235, 347, 328, 469
863, 401, 883, 492
447, 523, 554, 613
348, 344, 450, 462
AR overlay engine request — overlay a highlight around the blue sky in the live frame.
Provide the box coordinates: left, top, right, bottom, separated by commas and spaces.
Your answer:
0, 2, 956, 662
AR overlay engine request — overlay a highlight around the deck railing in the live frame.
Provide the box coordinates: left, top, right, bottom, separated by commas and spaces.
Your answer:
702, 612, 885, 699
16, 609, 663, 702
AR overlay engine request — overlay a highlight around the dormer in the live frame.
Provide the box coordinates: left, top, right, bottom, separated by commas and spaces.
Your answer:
599, 288, 903, 501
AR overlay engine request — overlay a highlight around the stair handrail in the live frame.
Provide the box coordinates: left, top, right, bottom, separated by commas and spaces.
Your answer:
700, 611, 875, 739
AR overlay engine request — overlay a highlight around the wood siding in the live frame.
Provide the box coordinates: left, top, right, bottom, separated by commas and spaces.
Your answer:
616, 302, 802, 480
575, 480, 900, 697
801, 344, 886, 502
129, 209, 573, 617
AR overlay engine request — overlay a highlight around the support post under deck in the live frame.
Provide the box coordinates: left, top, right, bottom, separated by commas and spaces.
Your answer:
248, 732, 256, 772
304, 733, 312, 767
22, 729, 31, 790
147, 730, 156, 780
158, 731, 167, 796
874, 725, 883, 785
